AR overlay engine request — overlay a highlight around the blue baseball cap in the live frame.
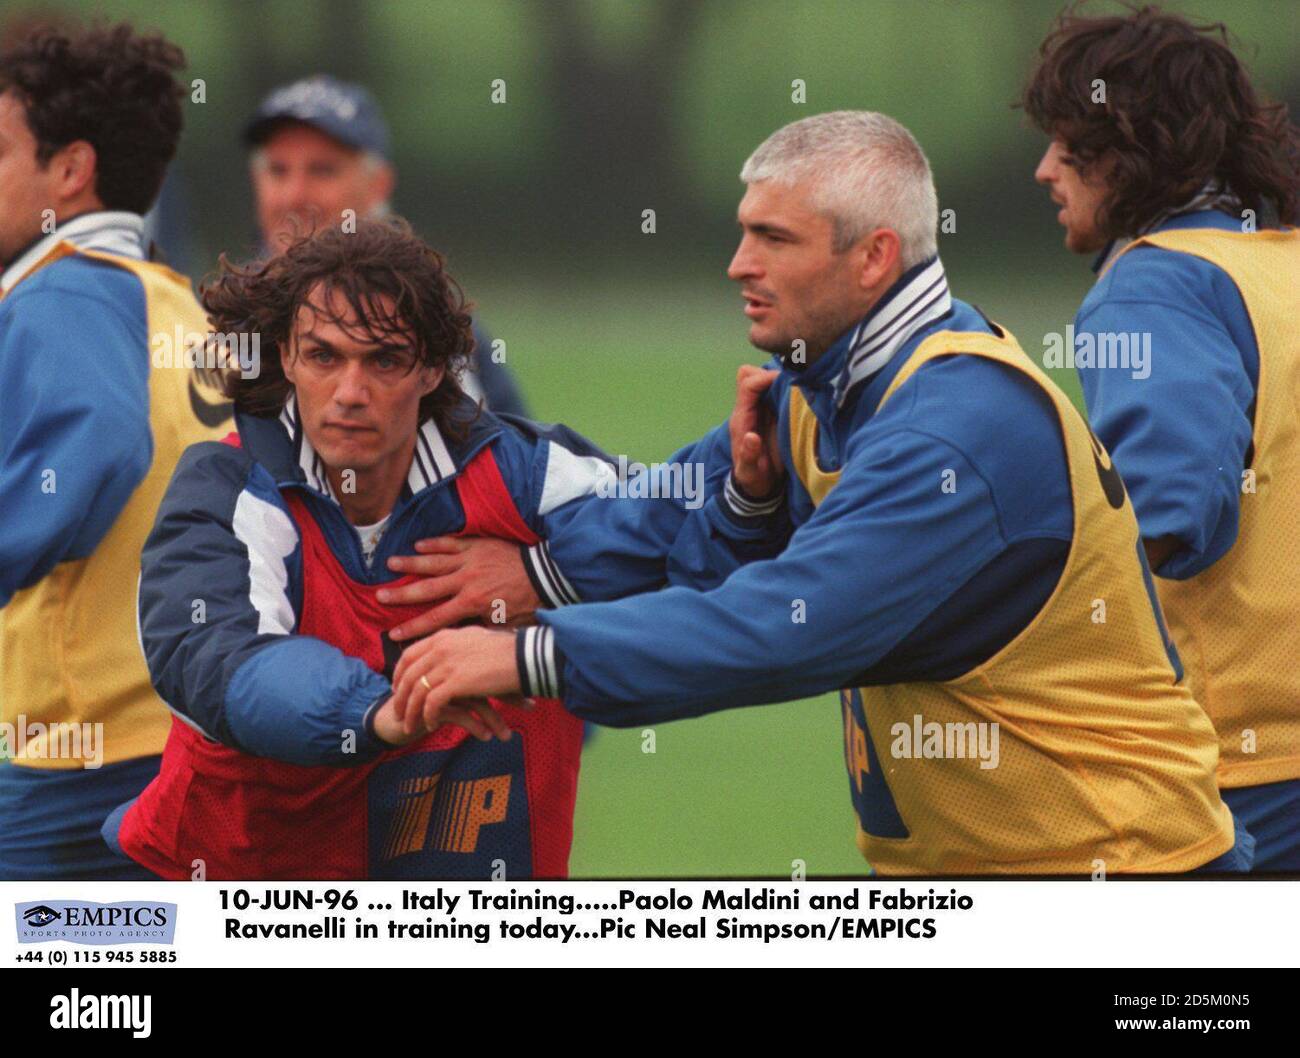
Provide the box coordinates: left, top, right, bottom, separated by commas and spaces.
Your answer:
244, 75, 391, 159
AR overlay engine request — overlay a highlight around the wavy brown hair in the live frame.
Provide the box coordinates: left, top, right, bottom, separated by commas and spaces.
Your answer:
0, 20, 185, 215
1021, 4, 1298, 236
204, 218, 477, 436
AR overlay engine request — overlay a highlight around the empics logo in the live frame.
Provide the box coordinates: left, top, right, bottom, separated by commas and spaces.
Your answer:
22, 905, 61, 927
50, 989, 151, 1038
15, 900, 177, 945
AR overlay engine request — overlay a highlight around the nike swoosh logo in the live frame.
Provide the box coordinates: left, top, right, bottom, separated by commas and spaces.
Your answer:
1089, 428, 1126, 510
188, 376, 233, 427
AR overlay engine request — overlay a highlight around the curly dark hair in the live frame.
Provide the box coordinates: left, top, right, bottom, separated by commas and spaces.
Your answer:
1020, 3, 1298, 236
204, 217, 477, 437
0, 20, 186, 215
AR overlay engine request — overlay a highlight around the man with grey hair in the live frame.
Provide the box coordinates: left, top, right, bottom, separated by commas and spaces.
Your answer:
742, 109, 939, 261
377, 111, 1249, 874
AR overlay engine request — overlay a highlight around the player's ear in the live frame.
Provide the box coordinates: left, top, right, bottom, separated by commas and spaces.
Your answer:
417, 363, 444, 397
53, 140, 98, 204
857, 228, 902, 291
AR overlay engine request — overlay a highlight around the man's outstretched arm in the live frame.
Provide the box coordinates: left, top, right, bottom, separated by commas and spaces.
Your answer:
380, 366, 790, 640
389, 424, 1016, 730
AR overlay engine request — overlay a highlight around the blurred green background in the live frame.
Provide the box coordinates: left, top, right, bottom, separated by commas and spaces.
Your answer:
10, 0, 1296, 875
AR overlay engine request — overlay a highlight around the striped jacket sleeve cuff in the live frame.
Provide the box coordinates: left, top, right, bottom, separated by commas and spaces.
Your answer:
516, 625, 564, 699
722, 472, 785, 519
521, 541, 581, 608
360, 693, 392, 751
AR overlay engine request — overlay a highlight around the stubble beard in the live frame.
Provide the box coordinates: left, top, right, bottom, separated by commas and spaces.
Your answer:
750, 309, 854, 366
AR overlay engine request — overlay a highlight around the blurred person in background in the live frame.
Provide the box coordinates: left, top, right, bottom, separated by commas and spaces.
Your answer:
0, 20, 233, 879
244, 74, 528, 418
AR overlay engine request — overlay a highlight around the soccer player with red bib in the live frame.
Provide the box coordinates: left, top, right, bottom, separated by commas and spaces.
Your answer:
103, 219, 609, 879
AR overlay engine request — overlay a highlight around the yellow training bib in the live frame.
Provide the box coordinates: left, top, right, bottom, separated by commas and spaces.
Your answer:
791, 326, 1233, 873
1, 245, 232, 768
1102, 228, 1300, 788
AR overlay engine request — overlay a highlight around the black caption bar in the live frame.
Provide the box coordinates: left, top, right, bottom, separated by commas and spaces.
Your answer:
4, 969, 1287, 1043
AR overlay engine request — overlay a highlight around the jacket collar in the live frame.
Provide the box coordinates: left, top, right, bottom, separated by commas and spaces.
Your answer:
1, 211, 145, 294
788, 255, 952, 406
238, 392, 497, 503
1091, 184, 1242, 274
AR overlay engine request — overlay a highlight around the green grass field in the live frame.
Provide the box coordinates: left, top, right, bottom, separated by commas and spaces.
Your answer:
471, 268, 1087, 876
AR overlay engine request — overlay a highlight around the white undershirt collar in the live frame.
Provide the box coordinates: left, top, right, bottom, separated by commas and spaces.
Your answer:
1, 211, 145, 294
